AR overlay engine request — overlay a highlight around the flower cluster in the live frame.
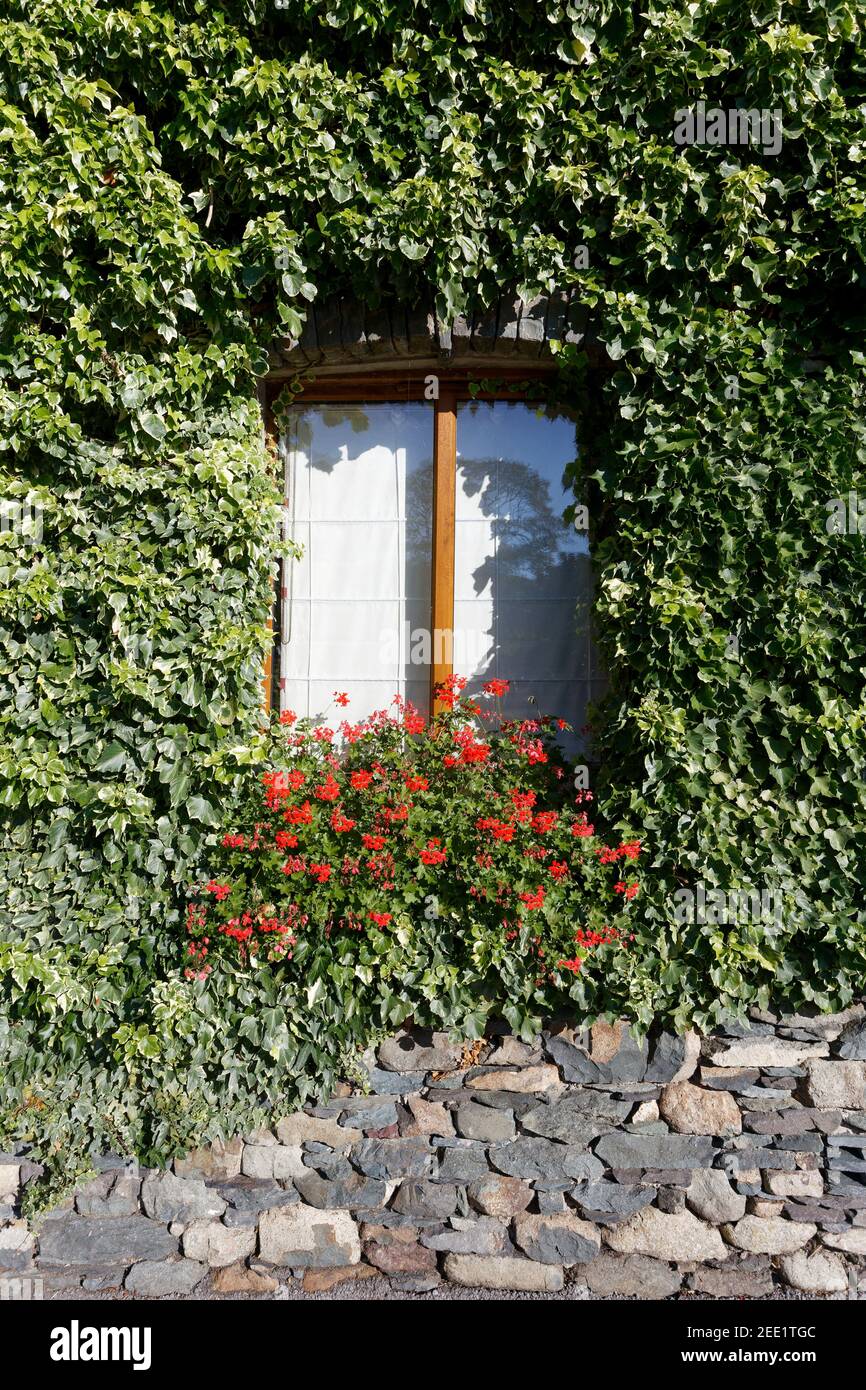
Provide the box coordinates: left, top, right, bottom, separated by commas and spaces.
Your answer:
186, 680, 643, 998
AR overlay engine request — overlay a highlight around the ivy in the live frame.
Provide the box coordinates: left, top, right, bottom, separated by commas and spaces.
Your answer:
1, 1, 865, 1189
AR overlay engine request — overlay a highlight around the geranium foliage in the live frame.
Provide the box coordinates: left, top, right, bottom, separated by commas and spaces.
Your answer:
1, 1, 865, 1188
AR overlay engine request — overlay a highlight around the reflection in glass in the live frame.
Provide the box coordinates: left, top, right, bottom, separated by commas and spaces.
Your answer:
454, 401, 603, 752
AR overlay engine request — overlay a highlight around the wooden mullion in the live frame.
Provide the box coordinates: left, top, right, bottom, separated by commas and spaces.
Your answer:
430, 390, 457, 715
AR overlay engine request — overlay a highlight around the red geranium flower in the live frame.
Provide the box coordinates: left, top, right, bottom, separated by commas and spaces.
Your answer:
420, 838, 447, 865
435, 674, 467, 709
204, 880, 232, 901
518, 886, 545, 911
314, 773, 341, 802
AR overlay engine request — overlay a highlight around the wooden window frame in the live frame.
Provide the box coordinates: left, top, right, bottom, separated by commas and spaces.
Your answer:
263, 366, 559, 717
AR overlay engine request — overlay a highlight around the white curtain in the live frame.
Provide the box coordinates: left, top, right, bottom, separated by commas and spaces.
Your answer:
279, 403, 432, 725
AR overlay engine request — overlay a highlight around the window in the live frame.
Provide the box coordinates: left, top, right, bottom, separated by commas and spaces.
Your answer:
270, 374, 601, 751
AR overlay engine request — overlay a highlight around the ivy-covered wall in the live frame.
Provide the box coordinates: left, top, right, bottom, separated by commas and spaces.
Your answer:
1, 1, 865, 1188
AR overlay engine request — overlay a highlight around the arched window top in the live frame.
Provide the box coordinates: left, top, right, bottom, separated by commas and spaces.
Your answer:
267, 289, 590, 379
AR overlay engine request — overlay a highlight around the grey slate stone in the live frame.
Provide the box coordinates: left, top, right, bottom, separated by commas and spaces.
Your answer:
210, 1178, 298, 1214
743, 1110, 815, 1135
293, 1172, 388, 1210
302, 1151, 354, 1179
774, 1134, 823, 1152
352, 1137, 432, 1179
141, 1170, 227, 1223
488, 1139, 570, 1182
570, 1180, 656, 1221
222, 1209, 259, 1228
91, 1152, 138, 1173
722, 1150, 796, 1173
655, 1185, 687, 1214
838, 1020, 866, 1061
828, 1155, 866, 1172
38, 1216, 178, 1267
421, 1218, 509, 1255
719, 1020, 777, 1039
521, 1091, 631, 1145
636, 1168, 694, 1185
391, 1181, 459, 1219
437, 1146, 491, 1184
537, 1190, 568, 1214
738, 1092, 799, 1110
593, 1132, 715, 1170
0, 1247, 36, 1272
365, 1067, 426, 1095
75, 1172, 141, 1219
602, 1029, 649, 1083
544, 1034, 604, 1083
124, 1259, 206, 1296
700, 1069, 761, 1091
465, 1090, 540, 1116
561, 1152, 606, 1183
336, 1099, 399, 1130
456, 1103, 515, 1143
513, 1213, 600, 1265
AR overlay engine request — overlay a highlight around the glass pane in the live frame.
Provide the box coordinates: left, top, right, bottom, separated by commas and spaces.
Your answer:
454, 400, 597, 750
280, 403, 432, 724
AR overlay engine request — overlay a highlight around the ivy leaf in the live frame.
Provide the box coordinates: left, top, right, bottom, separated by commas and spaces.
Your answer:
139, 412, 166, 441
186, 796, 220, 827
398, 237, 427, 261
94, 743, 127, 774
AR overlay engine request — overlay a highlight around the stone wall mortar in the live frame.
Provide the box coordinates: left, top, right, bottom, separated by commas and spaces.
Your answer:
3, 1007, 866, 1299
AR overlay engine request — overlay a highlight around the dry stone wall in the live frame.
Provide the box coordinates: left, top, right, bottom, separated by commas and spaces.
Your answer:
3, 1008, 866, 1299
